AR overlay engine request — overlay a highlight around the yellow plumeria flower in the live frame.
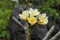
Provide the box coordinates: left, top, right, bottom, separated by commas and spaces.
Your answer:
29, 8, 40, 17
38, 13, 48, 25
19, 10, 29, 20
38, 18, 48, 25
27, 17, 37, 26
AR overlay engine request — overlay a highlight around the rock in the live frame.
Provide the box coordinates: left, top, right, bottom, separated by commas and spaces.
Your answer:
9, 5, 26, 40
55, 18, 60, 25
9, 5, 60, 40
12, 5, 24, 19
31, 24, 48, 40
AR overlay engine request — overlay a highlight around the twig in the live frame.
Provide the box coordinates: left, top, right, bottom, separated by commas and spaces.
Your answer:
12, 16, 30, 40
49, 31, 60, 40
43, 25, 55, 40
12, 16, 24, 28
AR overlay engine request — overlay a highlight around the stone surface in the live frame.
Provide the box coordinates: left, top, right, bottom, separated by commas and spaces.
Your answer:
9, 5, 60, 40
9, 5, 26, 40
31, 24, 48, 40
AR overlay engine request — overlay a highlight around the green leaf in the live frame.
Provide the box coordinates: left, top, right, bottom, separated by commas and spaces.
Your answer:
1, 31, 10, 38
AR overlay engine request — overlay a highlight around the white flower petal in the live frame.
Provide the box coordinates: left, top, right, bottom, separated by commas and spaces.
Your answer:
42, 13, 46, 16
34, 9, 38, 12
29, 8, 33, 11
29, 8, 40, 16
19, 14, 24, 19
37, 12, 40, 15
22, 10, 29, 16
39, 13, 47, 19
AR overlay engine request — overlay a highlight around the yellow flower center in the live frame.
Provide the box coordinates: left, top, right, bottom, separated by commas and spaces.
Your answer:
28, 17, 37, 26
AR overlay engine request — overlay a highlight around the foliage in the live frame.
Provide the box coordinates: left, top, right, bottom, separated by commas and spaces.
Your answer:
0, 0, 16, 39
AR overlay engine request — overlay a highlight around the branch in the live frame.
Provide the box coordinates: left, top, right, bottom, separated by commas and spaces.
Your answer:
12, 16, 30, 40
43, 25, 55, 40
49, 31, 60, 40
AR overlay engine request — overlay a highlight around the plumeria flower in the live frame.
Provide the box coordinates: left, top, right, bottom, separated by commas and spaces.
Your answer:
29, 8, 40, 17
19, 8, 48, 26
27, 17, 37, 26
19, 10, 29, 20
38, 13, 48, 25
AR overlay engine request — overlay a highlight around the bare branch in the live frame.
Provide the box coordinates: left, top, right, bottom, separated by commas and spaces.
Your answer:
49, 31, 60, 40
12, 16, 30, 40
43, 25, 55, 40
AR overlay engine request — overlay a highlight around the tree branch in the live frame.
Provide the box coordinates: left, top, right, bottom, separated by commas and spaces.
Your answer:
12, 16, 30, 40
43, 25, 55, 40
49, 31, 60, 40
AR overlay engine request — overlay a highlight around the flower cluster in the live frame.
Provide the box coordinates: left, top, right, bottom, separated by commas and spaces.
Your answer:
19, 8, 48, 26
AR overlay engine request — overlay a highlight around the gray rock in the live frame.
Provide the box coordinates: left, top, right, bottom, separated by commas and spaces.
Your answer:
9, 5, 60, 40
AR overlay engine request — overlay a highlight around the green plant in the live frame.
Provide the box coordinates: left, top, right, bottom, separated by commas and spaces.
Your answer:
0, 0, 16, 39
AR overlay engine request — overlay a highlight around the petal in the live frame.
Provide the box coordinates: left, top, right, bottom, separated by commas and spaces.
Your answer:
29, 8, 33, 11
19, 14, 24, 19
28, 17, 37, 25
34, 9, 40, 15
34, 9, 38, 12
37, 12, 40, 15
22, 10, 29, 14
38, 19, 48, 25
42, 13, 46, 16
